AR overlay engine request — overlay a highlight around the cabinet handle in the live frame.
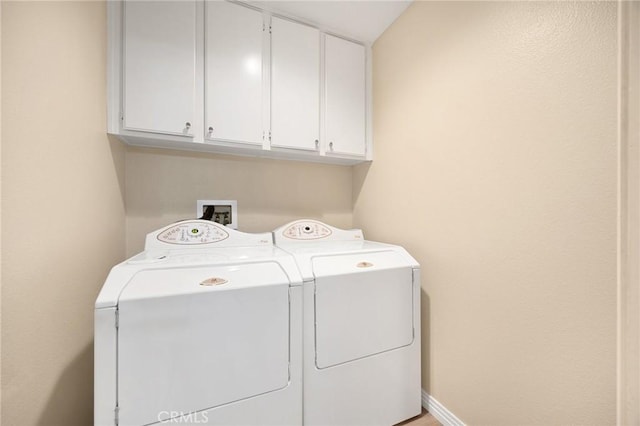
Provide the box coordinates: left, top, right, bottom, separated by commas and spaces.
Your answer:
329, 142, 334, 150
184, 122, 191, 132
209, 127, 214, 132
315, 139, 319, 149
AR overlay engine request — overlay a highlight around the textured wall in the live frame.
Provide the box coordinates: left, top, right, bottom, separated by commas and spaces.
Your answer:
125, 148, 353, 256
353, 2, 617, 424
1, 2, 126, 425
620, 2, 640, 424
0, 2, 3, 422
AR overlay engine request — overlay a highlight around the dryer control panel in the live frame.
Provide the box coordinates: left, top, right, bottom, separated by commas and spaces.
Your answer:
273, 220, 363, 243
282, 222, 332, 240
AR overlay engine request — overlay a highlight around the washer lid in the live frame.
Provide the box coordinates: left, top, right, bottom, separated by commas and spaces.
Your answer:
119, 261, 290, 302
117, 262, 291, 425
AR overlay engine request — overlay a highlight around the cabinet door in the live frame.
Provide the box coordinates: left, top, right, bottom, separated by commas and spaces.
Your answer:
123, 1, 196, 136
325, 35, 366, 156
271, 17, 320, 151
206, 1, 263, 145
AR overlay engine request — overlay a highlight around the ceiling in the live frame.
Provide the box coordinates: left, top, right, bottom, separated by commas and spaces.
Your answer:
252, 1, 413, 43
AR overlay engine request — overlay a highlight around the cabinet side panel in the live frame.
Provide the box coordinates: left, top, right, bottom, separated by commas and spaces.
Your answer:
107, 1, 122, 134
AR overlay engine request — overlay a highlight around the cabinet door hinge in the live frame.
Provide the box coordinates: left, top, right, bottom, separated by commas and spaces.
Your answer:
120, 112, 124, 121
268, 131, 272, 142
269, 25, 272, 34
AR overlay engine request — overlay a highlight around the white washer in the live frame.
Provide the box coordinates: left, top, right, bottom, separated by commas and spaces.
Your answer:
95, 220, 303, 426
273, 220, 422, 426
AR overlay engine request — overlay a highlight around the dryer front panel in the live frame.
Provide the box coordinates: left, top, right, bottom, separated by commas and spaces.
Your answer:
117, 263, 290, 425
312, 251, 414, 369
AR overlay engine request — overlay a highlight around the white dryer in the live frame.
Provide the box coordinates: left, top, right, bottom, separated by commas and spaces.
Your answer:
273, 220, 422, 426
95, 220, 303, 426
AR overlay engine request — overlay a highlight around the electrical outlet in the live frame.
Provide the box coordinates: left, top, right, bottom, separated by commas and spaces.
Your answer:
196, 200, 238, 229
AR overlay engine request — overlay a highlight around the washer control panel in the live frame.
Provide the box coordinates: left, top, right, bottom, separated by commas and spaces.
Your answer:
157, 221, 229, 245
145, 220, 272, 250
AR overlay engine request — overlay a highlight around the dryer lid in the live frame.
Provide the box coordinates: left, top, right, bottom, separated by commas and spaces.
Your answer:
311, 251, 415, 369
311, 250, 411, 278
119, 261, 290, 302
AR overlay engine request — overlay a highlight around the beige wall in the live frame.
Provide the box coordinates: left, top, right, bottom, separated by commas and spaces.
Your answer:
1, 2, 126, 425
354, 2, 617, 424
620, 2, 640, 424
125, 148, 353, 255
1, 1, 4, 422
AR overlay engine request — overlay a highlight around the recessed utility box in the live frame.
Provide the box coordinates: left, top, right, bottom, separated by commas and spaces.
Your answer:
196, 200, 238, 229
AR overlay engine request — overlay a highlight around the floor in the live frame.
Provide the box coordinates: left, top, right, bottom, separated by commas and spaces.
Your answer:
396, 409, 442, 426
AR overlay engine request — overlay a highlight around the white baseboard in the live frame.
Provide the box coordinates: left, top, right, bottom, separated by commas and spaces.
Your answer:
421, 389, 465, 426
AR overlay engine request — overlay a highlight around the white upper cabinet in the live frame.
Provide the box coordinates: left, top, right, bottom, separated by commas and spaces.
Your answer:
270, 17, 320, 151
109, 1, 370, 164
325, 34, 366, 157
205, 1, 263, 145
123, 1, 197, 137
